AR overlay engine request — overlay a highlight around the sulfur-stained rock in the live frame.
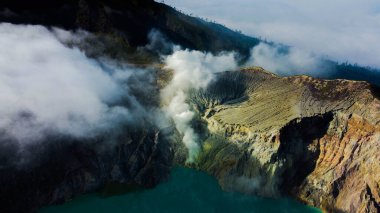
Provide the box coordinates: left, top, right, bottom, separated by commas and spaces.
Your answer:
190, 67, 380, 213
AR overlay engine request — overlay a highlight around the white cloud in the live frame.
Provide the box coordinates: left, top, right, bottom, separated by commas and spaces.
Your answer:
246, 43, 330, 76
0, 23, 148, 144
163, 0, 380, 68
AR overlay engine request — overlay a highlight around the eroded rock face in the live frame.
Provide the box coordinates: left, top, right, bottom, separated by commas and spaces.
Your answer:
0, 126, 174, 213
190, 67, 380, 213
294, 113, 380, 212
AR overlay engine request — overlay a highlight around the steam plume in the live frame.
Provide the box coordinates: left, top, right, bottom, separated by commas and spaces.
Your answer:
161, 49, 238, 162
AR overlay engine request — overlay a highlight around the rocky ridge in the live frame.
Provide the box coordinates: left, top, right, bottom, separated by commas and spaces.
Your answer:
186, 67, 380, 213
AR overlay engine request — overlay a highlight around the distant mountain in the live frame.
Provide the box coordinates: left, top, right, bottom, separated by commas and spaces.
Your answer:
1, 0, 379, 86
0, 0, 260, 55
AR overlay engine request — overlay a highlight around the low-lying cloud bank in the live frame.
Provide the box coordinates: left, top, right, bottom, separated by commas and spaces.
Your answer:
164, 0, 380, 69
246, 43, 331, 77
0, 23, 152, 144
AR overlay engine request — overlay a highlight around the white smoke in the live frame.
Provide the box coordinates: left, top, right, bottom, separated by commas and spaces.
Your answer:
246, 42, 329, 76
161, 49, 238, 162
144, 29, 175, 55
0, 23, 150, 144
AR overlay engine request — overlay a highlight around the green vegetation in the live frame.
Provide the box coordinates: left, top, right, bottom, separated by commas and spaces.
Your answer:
331, 62, 380, 86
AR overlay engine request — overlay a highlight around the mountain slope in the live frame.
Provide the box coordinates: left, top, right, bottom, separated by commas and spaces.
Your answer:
187, 67, 380, 213
0, 0, 260, 57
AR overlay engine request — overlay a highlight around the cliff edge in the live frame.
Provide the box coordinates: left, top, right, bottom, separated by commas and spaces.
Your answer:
187, 67, 380, 213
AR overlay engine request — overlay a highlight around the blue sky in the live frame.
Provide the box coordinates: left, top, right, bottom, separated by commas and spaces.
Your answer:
163, 0, 380, 69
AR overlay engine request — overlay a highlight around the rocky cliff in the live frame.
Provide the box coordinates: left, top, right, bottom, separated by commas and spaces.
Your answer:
0, 124, 174, 213
185, 67, 380, 213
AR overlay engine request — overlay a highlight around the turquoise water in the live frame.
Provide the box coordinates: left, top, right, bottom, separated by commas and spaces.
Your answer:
39, 168, 320, 213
